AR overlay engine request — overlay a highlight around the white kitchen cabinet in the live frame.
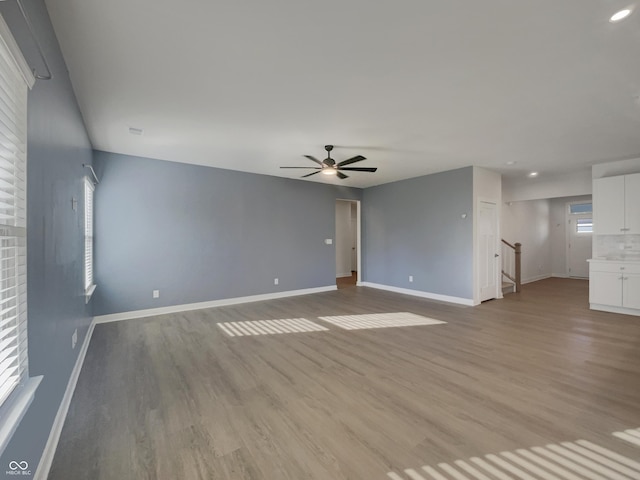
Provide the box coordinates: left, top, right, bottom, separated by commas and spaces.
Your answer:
624, 173, 640, 234
589, 270, 622, 306
589, 260, 640, 315
622, 273, 640, 310
594, 176, 625, 235
593, 173, 640, 235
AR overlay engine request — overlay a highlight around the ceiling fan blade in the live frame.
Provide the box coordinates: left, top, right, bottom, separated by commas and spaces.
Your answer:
302, 171, 321, 178
280, 166, 321, 169
337, 155, 366, 167
336, 171, 348, 179
304, 155, 324, 165
338, 167, 377, 172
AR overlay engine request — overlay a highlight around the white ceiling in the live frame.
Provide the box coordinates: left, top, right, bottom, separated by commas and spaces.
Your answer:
45, 0, 640, 188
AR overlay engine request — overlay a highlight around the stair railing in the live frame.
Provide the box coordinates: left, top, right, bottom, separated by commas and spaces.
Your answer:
501, 239, 521, 293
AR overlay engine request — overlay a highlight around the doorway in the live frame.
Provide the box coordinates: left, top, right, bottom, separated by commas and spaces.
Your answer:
478, 201, 499, 301
566, 202, 592, 278
335, 200, 360, 288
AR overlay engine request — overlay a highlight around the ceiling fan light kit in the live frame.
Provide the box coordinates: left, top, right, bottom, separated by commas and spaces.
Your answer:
280, 145, 377, 180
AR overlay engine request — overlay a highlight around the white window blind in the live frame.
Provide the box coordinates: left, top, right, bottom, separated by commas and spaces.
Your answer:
0, 27, 28, 408
84, 178, 94, 294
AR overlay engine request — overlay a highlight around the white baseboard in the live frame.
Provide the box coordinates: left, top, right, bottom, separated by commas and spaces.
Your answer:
590, 303, 640, 317
522, 274, 552, 285
551, 273, 569, 278
34, 318, 96, 480
360, 282, 474, 306
94, 285, 338, 324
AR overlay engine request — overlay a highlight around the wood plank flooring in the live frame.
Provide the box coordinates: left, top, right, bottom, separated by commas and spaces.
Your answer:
48, 279, 640, 479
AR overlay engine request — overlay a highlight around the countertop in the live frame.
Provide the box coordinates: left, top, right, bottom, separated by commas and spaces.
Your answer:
588, 257, 640, 263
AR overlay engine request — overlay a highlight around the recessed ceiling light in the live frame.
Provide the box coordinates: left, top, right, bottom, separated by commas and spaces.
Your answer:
129, 127, 143, 135
506, 161, 517, 166
528, 172, 539, 178
610, 8, 632, 22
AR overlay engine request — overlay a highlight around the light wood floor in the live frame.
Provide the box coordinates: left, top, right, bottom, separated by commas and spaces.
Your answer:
49, 279, 640, 479
336, 271, 357, 289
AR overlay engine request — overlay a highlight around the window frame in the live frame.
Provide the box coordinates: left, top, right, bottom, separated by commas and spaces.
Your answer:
0, 11, 41, 456
84, 177, 96, 302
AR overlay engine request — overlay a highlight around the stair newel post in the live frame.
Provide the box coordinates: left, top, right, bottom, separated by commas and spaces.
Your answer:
515, 243, 522, 293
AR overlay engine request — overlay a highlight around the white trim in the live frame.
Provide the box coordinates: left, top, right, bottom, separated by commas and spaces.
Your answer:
34, 319, 96, 480
356, 200, 362, 281
551, 273, 569, 279
84, 283, 96, 304
522, 274, 552, 285
336, 272, 353, 278
335, 198, 362, 283
0, 13, 36, 88
94, 286, 338, 324
0, 375, 42, 456
590, 304, 640, 317
360, 282, 474, 306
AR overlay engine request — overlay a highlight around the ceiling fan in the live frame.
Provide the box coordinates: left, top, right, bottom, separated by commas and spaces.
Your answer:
280, 145, 377, 179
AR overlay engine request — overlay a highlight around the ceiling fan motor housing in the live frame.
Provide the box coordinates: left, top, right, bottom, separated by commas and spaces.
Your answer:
324, 145, 335, 166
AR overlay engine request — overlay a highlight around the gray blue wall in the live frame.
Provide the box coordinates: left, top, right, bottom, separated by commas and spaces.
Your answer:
362, 167, 474, 299
0, 0, 94, 473
92, 151, 362, 316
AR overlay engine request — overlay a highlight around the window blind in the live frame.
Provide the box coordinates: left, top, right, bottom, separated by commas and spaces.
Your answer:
0, 31, 28, 408
84, 178, 94, 293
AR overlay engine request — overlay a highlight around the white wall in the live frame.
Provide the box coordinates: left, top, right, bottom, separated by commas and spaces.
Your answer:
335, 200, 353, 277
502, 199, 552, 284
503, 169, 592, 202
549, 195, 592, 277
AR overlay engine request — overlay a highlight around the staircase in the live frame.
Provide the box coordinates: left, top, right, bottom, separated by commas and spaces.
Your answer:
502, 281, 515, 295
501, 239, 521, 295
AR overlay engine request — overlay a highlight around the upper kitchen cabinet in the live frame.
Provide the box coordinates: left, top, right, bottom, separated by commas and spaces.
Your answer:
625, 173, 640, 234
593, 173, 640, 235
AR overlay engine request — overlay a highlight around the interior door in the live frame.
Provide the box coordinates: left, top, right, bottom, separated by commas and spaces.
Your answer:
568, 213, 592, 278
479, 201, 498, 301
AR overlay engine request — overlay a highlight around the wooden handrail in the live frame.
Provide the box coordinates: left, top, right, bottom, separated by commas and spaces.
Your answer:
501, 240, 522, 293
501, 239, 516, 250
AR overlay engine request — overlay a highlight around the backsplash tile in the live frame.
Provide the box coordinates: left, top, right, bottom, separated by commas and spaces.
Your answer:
594, 234, 640, 260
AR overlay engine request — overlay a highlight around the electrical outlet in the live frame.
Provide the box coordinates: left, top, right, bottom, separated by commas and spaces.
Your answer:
274, 278, 279, 285
153, 290, 160, 298
409, 275, 413, 283
72, 328, 77, 349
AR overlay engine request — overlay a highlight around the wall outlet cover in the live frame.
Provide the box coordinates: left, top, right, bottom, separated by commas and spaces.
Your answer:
153, 290, 160, 298
274, 278, 279, 285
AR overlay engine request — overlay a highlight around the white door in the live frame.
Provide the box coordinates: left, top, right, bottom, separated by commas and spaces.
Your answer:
567, 213, 592, 278
479, 201, 498, 301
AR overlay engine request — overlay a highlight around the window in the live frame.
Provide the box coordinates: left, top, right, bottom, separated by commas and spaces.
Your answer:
576, 218, 593, 233
84, 177, 95, 299
569, 202, 592, 214
0, 15, 32, 410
